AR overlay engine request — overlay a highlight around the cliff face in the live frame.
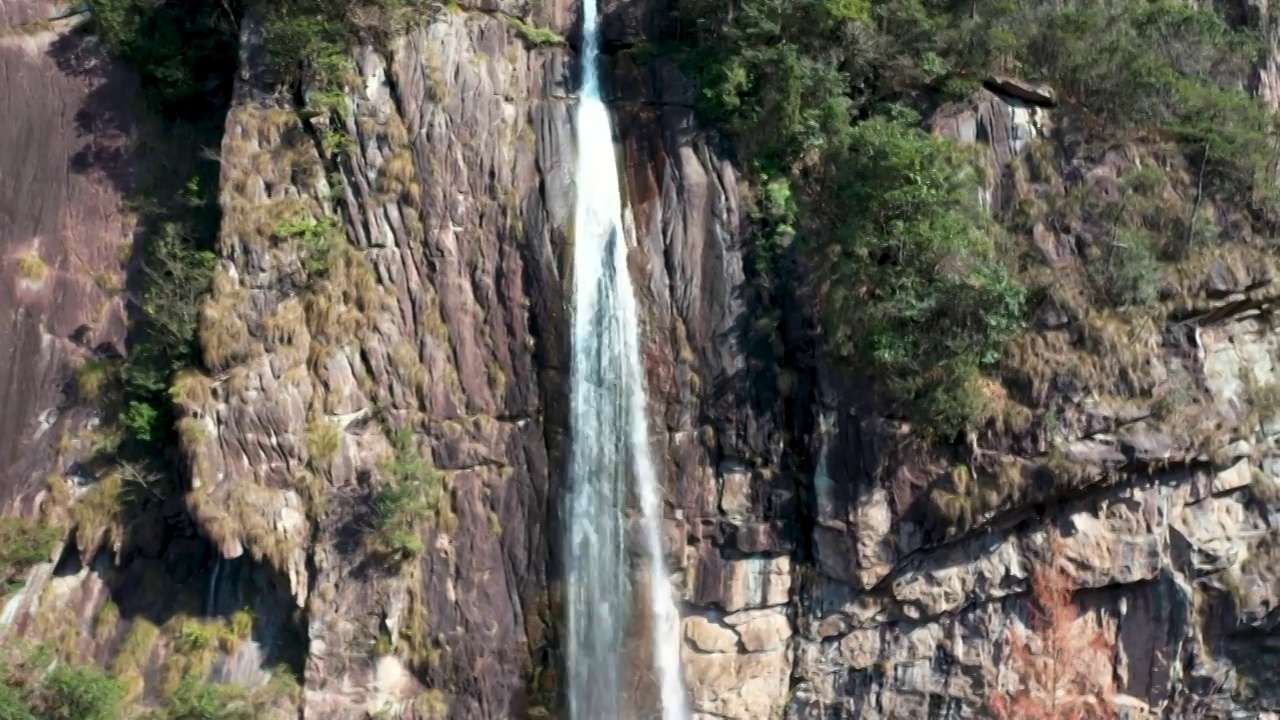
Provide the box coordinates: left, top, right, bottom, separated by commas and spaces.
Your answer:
1, 1, 1279, 719
0, 3, 132, 509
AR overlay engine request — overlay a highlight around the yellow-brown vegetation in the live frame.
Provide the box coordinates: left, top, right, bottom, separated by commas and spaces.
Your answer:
928, 461, 1029, 537
415, 689, 450, 719
15, 251, 49, 283
392, 341, 429, 390
305, 417, 342, 466
111, 617, 160, 699
74, 359, 117, 405
380, 148, 417, 199
69, 473, 124, 557
170, 368, 215, 410
94, 600, 121, 644
200, 268, 254, 371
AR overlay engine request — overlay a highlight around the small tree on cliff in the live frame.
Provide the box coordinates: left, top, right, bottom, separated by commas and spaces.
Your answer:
988, 535, 1117, 720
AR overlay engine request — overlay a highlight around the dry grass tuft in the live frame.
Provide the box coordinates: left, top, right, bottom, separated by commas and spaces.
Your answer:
392, 341, 428, 390
15, 251, 48, 283
94, 600, 121, 644
69, 473, 124, 557
980, 377, 1034, 436
200, 268, 254, 371
303, 244, 384, 342
74, 359, 117, 405
928, 460, 1029, 537
177, 416, 213, 449
488, 361, 507, 401
1003, 304, 1162, 407
110, 617, 160, 698
170, 369, 215, 411
92, 269, 125, 295
415, 689, 450, 719
262, 298, 310, 363
380, 149, 417, 199
304, 417, 341, 466
386, 113, 411, 147
160, 616, 233, 694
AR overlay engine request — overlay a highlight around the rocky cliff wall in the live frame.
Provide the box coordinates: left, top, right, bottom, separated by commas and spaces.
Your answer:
0, 2, 132, 509
0, 1, 1278, 719
170, 0, 790, 715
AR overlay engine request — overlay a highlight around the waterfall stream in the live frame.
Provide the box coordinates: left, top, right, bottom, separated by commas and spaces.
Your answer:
564, 1, 691, 717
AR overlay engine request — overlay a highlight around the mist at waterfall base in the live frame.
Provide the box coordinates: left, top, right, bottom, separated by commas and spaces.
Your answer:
563, 0, 691, 719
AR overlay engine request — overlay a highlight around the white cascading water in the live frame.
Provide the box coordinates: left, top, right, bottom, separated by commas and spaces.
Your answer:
564, 0, 691, 717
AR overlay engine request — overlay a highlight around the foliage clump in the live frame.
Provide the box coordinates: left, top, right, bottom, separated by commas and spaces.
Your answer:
86, 0, 243, 119
0, 639, 298, 720
0, 651, 124, 720
368, 429, 451, 564
820, 113, 1025, 434
273, 216, 343, 279
14, 252, 49, 283
505, 16, 565, 47
0, 519, 60, 594
670, 0, 1275, 434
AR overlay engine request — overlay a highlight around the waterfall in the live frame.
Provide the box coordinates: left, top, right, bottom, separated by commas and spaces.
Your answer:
564, 0, 691, 718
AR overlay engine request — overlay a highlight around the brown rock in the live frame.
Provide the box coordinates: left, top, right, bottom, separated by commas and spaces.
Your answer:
984, 74, 1057, 106
685, 615, 739, 654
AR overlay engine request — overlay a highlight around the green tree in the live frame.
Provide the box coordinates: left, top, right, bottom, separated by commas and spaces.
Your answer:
819, 114, 1024, 435
87, 0, 243, 118
35, 666, 123, 720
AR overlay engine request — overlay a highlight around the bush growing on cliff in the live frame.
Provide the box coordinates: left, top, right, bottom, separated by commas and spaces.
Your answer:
675, 0, 1274, 206
0, 519, 61, 591
368, 429, 451, 564
35, 665, 124, 720
818, 113, 1025, 435
273, 216, 342, 279
119, 212, 218, 447
670, 0, 1274, 437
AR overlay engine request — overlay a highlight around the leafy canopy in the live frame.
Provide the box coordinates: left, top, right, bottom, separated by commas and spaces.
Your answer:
820, 114, 1025, 435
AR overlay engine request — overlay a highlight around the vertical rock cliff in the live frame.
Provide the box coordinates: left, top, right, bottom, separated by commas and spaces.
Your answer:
0, 3, 132, 509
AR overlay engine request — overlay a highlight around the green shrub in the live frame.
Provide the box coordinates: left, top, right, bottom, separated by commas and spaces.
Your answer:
369, 429, 449, 563
260, 7, 351, 87
36, 665, 123, 720
670, 0, 1274, 439
0, 684, 36, 720
274, 216, 342, 279
86, 0, 242, 119
155, 675, 253, 720
0, 519, 60, 585
120, 202, 218, 451
819, 114, 1025, 435
74, 360, 119, 405
505, 16, 565, 46
1089, 226, 1163, 308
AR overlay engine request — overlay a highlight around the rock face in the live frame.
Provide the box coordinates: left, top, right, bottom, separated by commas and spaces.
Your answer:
176, 7, 580, 716
0, 3, 131, 508
1, 1, 1279, 719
